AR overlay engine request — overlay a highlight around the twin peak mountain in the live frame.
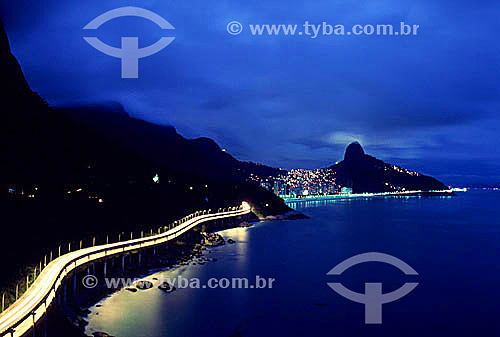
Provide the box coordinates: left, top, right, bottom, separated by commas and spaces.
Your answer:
329, 142, 447, 193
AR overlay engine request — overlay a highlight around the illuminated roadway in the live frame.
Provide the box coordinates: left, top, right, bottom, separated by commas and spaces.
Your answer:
282, 189, 455, 203
0, 202, 252, 337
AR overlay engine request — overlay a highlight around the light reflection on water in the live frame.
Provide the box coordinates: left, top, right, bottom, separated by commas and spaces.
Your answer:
85, 226, 251, 337
286, 195, 452, 209
85, 190, 499, 337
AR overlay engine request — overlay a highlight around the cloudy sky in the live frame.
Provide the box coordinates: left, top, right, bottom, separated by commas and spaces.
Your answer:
1, 0, 499, 185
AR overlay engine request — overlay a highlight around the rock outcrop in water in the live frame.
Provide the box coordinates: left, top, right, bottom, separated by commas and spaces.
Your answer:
330, 142, 449, 193
203, 233, 225, 247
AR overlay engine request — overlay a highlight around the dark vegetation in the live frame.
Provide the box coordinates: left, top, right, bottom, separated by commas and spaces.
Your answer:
1, 20, 289, 297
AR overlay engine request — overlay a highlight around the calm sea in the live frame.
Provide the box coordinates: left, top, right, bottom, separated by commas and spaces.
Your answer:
86, 190, 500, 336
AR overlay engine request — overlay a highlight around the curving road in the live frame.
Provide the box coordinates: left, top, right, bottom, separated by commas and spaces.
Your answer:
0, 202, 252, 337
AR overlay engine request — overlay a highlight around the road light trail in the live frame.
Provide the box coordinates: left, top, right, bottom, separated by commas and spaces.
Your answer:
0, 202, 252, 337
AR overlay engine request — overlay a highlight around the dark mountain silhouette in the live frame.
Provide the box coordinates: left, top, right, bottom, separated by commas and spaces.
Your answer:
2, 19, 280, 192
2, 20, 289, 292
330, 142, 449, 193
59, 103, 281, 181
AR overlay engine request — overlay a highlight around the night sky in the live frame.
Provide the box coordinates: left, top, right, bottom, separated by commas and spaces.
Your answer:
1, 0, 499, 185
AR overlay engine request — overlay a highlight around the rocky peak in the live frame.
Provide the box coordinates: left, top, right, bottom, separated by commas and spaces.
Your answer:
343, 142, 365, 161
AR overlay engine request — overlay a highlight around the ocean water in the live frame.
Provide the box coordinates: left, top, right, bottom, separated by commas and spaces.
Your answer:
86, 190, 500, 337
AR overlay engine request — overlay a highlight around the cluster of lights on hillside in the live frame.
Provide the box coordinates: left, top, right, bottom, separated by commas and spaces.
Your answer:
249, 168, 340, 197
248, 162, 443, 198
386, 164, 420, 176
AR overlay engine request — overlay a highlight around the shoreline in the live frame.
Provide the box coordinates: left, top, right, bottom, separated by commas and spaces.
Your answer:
79, 211, 308, 337
282, 190, 455, 203
67, 190, 463, 337
57, 218, 264, 337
